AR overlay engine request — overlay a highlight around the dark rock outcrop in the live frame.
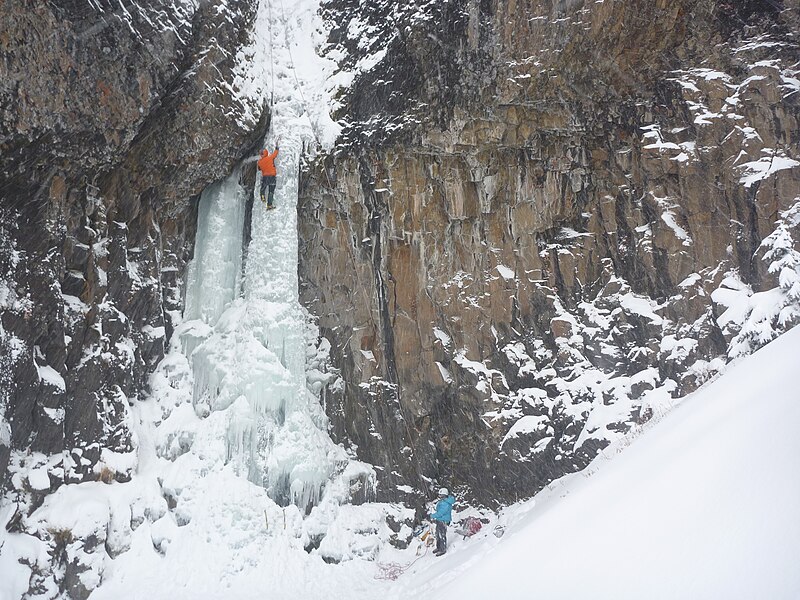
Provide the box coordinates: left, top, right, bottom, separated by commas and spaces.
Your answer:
299, 0, 800, 505
0, 2, 267, 589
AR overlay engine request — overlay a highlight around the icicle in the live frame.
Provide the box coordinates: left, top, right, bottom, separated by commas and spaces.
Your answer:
184, 174, 246, 327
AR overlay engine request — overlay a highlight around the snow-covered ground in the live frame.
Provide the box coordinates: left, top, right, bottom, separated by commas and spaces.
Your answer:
391, 324, 800, 600
3, 298, 798, 600
86, 316, 799, 600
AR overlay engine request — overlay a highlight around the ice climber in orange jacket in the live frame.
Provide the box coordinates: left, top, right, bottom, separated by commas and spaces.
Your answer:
258, 143, 279, 209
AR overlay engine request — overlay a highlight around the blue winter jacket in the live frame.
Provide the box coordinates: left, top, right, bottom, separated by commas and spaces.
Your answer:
429, 495, 455, 523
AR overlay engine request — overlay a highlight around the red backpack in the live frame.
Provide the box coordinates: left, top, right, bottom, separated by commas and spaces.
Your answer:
461, 516, 483, 537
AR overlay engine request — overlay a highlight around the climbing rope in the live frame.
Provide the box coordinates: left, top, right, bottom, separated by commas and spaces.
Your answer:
374, 541, 430, 581
267, 0, 275, 107
276, 0, 324, 149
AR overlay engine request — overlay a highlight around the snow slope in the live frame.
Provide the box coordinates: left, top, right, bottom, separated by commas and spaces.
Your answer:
396, 324, 800, 600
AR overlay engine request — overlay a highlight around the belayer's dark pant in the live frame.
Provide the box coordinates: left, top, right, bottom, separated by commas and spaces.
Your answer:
260, 175, 276, 206
434, 520, 447, 554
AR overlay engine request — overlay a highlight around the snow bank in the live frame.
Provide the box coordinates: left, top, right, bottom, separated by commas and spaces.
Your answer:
400, 326, 800, 600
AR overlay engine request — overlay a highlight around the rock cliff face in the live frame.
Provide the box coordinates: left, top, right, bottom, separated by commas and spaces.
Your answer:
299, 0, 800, 505
1, 0, 799, 592
0, 2, 266, 594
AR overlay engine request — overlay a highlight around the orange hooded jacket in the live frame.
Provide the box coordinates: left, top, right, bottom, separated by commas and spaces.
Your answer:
258, 149, 279, 176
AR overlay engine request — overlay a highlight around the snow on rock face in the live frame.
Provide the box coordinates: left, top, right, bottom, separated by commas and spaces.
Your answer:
397, 324, 800, 600
27, 468, 51, 492
299, 1, 800, 505
712, 201, 800, 357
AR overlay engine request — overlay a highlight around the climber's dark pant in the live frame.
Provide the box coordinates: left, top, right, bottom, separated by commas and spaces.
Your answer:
434, 520, 447, 554
260, 175, 276, 206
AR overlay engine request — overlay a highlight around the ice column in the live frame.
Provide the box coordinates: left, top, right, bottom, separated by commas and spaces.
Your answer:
178, 139, 344, 512
184, 174, 246, 326
237, 133, 344, 511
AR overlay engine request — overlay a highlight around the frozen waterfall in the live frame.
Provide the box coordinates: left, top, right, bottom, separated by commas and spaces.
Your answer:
183, 174, 246, 327
135, 0, 372, 539
178, 134, 347, 510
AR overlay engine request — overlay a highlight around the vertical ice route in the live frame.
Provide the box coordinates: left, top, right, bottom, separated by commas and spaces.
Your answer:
222, 0, 350, 509
163, 0, 357, 512
85, 2, 418, 598
1, 2, 467, 597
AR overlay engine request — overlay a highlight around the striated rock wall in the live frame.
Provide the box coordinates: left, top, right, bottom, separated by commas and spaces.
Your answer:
0, 3, 266, 589
299, 0, 800, 505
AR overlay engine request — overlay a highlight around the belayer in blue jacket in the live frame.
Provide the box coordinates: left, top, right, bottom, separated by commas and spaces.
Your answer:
429, 488, 455, 556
